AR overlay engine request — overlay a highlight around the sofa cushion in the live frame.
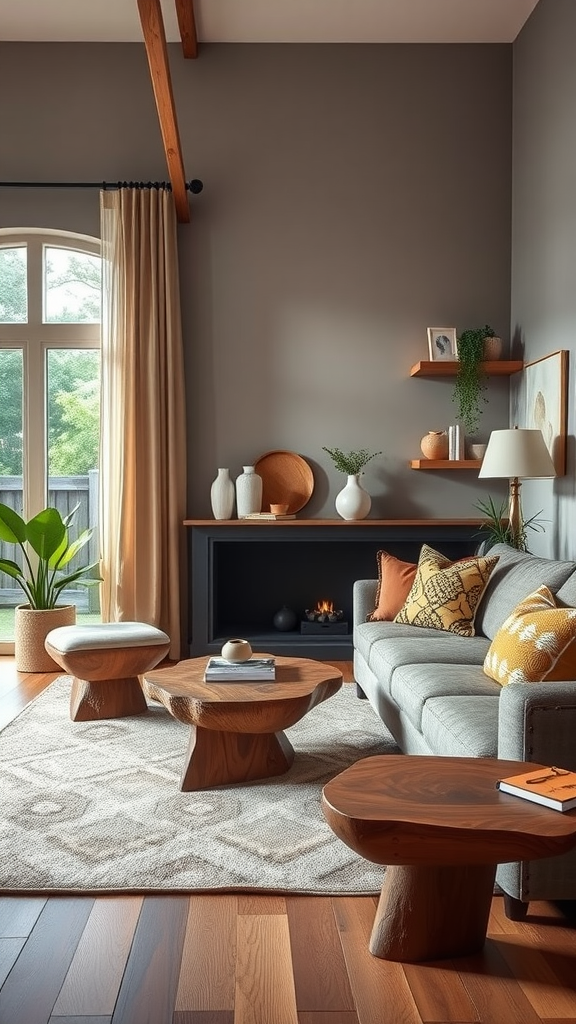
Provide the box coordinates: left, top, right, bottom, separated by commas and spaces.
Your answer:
556, 569, 576, 607
354, 620, 445, 664
474, 544, 576, 640
390, 662, 501, 733
368, 633, 491, 692
367, 551, 417, 621
483, 585, 576, 686
394, 544, 499, 637
421, 695, 500, 758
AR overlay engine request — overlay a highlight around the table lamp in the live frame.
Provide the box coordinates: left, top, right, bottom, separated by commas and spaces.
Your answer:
478, 427, 556, 546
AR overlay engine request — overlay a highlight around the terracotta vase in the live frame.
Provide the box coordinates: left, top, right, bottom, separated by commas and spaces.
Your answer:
483, 336, 503, 360
420, 431, 449, 460
15, 603, 76, 673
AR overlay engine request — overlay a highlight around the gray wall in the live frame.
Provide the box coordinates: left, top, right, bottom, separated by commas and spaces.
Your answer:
512, 0, 576, 559
0, 42, 513, 520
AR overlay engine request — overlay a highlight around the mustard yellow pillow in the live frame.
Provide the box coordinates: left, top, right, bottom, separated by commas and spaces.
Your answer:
483, 585, 576, 686
394, 544, 499, 637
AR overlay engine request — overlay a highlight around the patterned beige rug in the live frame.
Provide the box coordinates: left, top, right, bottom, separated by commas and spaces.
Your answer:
0, 677, 400, 894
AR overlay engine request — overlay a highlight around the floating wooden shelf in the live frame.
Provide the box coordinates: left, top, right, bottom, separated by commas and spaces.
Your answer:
409, 360, 523, 378
410, 459, 482, 470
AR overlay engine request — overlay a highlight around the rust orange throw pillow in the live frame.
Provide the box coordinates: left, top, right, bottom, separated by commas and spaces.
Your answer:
367, 551, 418, 621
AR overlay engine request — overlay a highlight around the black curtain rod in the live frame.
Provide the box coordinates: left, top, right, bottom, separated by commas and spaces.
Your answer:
0, 179, 204, 193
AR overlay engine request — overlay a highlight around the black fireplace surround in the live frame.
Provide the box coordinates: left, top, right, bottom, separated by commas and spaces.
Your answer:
186, 520, 483, 660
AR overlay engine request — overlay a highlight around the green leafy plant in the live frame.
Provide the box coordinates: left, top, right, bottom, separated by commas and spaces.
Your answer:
0, 503, 101, 609
453, 325, 495, 434
473, 494, 546, 553
322, 447, 382, 475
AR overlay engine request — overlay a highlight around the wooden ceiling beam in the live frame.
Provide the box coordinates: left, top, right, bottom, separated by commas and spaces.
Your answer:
136, 0, 190, 223
175, 0, 198, 58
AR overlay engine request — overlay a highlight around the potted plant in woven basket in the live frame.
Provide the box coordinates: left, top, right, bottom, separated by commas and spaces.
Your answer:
0, 503, 101, 672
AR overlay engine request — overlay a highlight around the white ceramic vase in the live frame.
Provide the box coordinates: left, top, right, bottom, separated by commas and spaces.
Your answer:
235, 465, 263, 518
210, 467, 235, 520
221, 638, 252, 662
335, 474, 371, 521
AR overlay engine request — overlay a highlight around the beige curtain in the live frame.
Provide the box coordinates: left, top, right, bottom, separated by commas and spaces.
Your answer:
99, 188, 187, 659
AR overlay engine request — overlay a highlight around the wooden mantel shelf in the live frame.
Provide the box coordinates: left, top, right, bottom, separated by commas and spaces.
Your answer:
184, 518, 485, 527
409, 460, 482, 470
410, 360, 523, 377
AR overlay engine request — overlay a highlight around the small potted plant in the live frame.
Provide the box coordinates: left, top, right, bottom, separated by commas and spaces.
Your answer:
453, 325, 498, 435
0, 503, 101, 671
474, 494, 545, 553
322, 447, 382, 520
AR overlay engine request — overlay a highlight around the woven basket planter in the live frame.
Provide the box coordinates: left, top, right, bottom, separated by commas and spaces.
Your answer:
15, 604, 76, 673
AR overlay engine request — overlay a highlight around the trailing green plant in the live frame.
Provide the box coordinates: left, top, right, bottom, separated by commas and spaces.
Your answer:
473, 494, 546, 553
322, 447, 382, 475
453, 324, 495, 434
0, 503, 101, 609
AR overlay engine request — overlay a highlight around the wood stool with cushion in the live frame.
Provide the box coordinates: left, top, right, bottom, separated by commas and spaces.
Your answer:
44, 622, 171, 722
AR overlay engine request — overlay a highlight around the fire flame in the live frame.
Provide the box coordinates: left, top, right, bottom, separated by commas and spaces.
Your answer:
314, 599, 334, 614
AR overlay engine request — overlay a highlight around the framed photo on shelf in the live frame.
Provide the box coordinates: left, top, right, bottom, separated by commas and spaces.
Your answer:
511, 349, 568, 476
427, 327, 457, 361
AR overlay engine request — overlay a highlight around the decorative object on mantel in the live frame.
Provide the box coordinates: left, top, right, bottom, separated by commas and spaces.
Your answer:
427, 327, 457, 361
453, 324, 501, 434
235, 465, 263, 518
210, 467, 235, 520
221, 638, 253, 662
420, 431, 449, 460
322, 447, 382, 521
254, 450, 314, 514
272, 605, 298, 631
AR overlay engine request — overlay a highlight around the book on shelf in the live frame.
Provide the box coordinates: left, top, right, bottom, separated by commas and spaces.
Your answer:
242, 513, 296, 520
204, 656, 276, 681
496, 766, 576, 812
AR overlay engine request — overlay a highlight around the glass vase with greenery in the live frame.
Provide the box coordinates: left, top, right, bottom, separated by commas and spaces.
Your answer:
453, 325, 496, 434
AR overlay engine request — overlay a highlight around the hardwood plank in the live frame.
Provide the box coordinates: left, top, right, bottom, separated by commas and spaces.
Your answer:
49, 1017, 110, 1024
0, 672, 56, 729
286, 896, 355, 1011
298, 1014, 359, 1023
175, 895, 237, 1012
331, 897, 421, 1024
51, 896, 143, 1015
235, 914, 298, 1024
111, 896, 188, 1024
0, 936, 26, 987
457, 940, 543, 1024
173, 1013, 234, 1023
492, 934, 576, 1018
402, 960, 479, 1022
237, 895, 286, 915
0, 897, 94, 1024
0, 896, 47, 936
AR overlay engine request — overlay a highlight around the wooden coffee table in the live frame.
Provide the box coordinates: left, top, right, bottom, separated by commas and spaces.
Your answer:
322, 755, 576, 963
143, 655, 342, 790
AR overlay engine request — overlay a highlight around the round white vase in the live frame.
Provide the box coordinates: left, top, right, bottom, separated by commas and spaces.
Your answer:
335, 474, 371, 521
210, 468, 235, 520
235, 465, 263, 517
221, 638, 252, 662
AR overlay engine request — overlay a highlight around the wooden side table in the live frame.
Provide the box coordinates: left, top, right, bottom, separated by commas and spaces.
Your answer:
322, 755, 576, 963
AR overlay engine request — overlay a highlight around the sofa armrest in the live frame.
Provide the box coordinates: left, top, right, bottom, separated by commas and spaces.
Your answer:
353, 579, 378, 627
498, 681, 576, 770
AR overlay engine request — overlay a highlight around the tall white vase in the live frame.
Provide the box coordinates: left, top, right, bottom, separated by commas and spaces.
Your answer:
335, 474, 371, 521
210, 468, 235, 520
235, 465, 263, 517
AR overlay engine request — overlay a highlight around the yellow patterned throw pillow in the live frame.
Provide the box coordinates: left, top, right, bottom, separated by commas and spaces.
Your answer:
483, 585, 576, 686
393, 544, 499, 637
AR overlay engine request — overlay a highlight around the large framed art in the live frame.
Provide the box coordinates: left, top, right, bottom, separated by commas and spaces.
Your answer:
513, 350, 568, 476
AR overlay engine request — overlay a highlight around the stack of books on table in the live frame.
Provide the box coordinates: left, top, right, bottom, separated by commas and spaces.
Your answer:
496, 766, 576, 812
204, 656, 276, 682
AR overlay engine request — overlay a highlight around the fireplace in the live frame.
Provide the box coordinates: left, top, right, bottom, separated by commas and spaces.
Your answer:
301, 599, 348, 635
186, 519, 483, 659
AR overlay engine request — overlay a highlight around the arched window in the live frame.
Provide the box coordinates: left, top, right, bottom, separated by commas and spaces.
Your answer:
0, 229, 101, 650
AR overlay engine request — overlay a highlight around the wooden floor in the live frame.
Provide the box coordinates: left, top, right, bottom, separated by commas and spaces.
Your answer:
1, 658, 576, 1024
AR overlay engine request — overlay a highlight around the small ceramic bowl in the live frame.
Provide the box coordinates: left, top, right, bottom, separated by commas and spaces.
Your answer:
469, 443, 487, 461
270, 503, 289, 515
221, 638, 252, 662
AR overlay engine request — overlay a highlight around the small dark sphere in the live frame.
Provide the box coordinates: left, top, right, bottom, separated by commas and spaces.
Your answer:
189, 179, 204, 194
273, 605, 298, 632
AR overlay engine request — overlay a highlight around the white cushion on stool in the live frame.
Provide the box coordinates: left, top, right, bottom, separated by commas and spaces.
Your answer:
45, 622, 170, 654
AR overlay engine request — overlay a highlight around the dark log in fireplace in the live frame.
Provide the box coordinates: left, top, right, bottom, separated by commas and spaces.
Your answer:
185, 519, 483, 660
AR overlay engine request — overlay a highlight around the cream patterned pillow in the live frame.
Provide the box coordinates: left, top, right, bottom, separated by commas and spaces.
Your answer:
393, 544, 499, 637
483, 585, 576, 686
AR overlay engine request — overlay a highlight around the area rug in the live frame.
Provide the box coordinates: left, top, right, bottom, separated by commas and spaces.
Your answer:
0, 678, 400, 895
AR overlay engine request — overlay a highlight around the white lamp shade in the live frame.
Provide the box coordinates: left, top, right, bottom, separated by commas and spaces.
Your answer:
478, 428, 556, 480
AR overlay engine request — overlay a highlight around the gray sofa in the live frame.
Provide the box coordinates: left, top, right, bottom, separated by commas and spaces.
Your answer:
353, 542, 576, 918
